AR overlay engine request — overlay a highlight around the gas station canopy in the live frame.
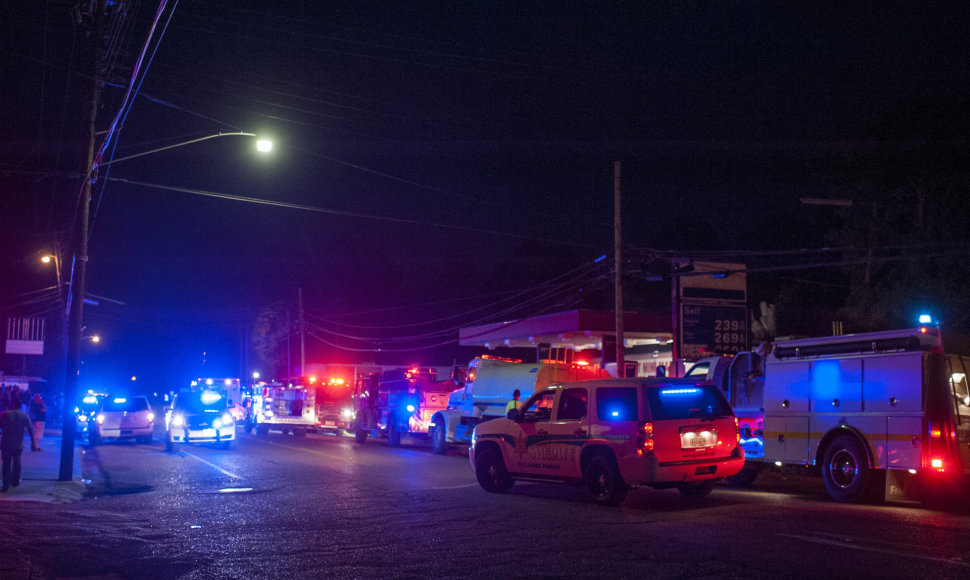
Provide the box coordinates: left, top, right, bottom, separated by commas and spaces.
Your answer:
459, 309, 672, 351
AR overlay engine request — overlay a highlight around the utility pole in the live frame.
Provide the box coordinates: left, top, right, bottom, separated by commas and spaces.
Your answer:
613, 161, 625, 378
298, 287, 306, 377
60, 0, 105, 481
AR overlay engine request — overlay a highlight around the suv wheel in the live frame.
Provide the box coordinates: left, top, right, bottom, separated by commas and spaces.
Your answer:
585, 454, 628, 506
475, 447, 513, 493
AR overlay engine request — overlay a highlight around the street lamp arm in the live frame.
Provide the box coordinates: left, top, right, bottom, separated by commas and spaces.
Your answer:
97, 132, 258, 167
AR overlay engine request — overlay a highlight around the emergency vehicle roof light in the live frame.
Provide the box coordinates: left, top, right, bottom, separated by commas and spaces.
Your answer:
918, 314, 933, 324
201, 391, 223, 404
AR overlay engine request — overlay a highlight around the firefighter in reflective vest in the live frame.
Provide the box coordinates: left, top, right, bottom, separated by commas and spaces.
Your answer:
505, 389, 521, 418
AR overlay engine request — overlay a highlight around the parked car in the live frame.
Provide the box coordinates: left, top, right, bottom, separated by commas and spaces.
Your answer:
470, 377, 744, 505
164, 390, 236, 451
90, 395, 154, 445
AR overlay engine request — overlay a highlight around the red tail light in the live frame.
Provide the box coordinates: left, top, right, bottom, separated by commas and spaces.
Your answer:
637, 421, 654, 456
927, 421, 953, 473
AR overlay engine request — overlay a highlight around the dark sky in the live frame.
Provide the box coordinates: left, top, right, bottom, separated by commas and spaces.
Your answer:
2, 1, 968, 391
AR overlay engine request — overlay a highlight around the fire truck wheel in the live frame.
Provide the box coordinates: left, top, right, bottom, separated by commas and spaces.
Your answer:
822, 435, 873, 503
475, 447, 513, 493
295, 428, 306, 437
584, 454, 628, 506
387, 416, 402, 447
431, 421, 448, 455
678, 481, 715, 497
354, 416, 368, 444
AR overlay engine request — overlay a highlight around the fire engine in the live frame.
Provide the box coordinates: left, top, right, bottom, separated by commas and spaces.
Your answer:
687, 326, 970, 504
247, 378, 317, 436
430, 356, 611, 455
353, 367, 457, 447
312, 376, 355, 436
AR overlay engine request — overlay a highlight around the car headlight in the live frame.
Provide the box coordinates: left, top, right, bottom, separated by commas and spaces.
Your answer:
222, 412, 233, 425
341, 408, 353, 418
147, 412, 155, 422
213, 418, 223, 429
96, 414, 105, 425
171, 415, 185, 427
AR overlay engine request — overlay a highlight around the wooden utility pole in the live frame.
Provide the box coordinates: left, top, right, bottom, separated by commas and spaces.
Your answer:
614, 161, 625, 377
60, 1, 105, 481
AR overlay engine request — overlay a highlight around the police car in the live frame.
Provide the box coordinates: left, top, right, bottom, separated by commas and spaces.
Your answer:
164, 390, 236, 451
469, 377, 744, 505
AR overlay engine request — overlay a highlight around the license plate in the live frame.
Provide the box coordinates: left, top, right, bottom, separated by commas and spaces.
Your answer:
681, 430, 716, 448
324, 420, 336, 426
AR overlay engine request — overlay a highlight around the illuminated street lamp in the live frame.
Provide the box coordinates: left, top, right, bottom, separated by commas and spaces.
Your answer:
98, 131, 273, 167
59, 129, 274, 481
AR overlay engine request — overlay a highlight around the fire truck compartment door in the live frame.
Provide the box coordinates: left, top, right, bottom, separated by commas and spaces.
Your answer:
763, 416, 810, 464
886, 416, 922, 470
765, 361, 810, 413
864, 352, 923, 413
810, 358, 862, 413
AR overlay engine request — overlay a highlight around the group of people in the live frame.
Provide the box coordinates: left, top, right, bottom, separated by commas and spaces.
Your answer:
0, 387, 46, 492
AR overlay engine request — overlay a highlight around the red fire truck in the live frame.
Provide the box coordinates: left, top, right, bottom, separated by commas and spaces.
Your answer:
312, 376, 355, 436
353, 367, 458, 447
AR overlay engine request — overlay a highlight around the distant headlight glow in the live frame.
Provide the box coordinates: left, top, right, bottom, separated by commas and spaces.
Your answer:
147, 412, 155, 422
171, 415, 185, 427
222, 413, 233, 425
96, 414, 105, 424
406, 404, 416, 413
213, 418, 223, 429
341, 408, 353, 418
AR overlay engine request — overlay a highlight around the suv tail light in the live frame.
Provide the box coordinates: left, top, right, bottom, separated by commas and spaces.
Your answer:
637, 421, 654, 455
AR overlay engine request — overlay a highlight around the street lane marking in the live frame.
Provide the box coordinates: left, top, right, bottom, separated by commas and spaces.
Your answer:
253, 436, 370, 466
183, 451, 243, 479
780, 533, 970, 568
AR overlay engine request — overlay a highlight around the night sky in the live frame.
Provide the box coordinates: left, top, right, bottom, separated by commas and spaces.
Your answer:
2, 2, 968, 392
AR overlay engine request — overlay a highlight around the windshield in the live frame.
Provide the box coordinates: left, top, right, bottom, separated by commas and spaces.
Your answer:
175, 393, 228, 414
947, 354, 970, 420
101, 396, 149, 413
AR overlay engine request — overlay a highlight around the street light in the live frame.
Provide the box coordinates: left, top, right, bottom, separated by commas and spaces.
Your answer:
58, 129, 274, 481
97, 131, 273, 167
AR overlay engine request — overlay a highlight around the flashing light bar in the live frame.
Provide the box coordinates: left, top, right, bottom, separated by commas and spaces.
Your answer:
659, 388, 700, 396
201, 391, 223, 404
113, 397, 127, 403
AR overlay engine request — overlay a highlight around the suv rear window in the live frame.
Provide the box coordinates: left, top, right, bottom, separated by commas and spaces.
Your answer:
595, 387, 638, 421
644, 384, 732, 420
102, 396, 149, 413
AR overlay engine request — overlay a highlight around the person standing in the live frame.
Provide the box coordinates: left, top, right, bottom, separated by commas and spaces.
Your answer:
505, 389, 521, 417
1, 393, 37, 492
30, 393, 47, 451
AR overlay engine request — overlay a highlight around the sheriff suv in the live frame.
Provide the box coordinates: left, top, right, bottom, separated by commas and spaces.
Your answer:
470, 377, 744, 505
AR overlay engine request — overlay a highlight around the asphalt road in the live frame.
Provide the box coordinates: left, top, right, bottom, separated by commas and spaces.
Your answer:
1, 429, 969, 579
